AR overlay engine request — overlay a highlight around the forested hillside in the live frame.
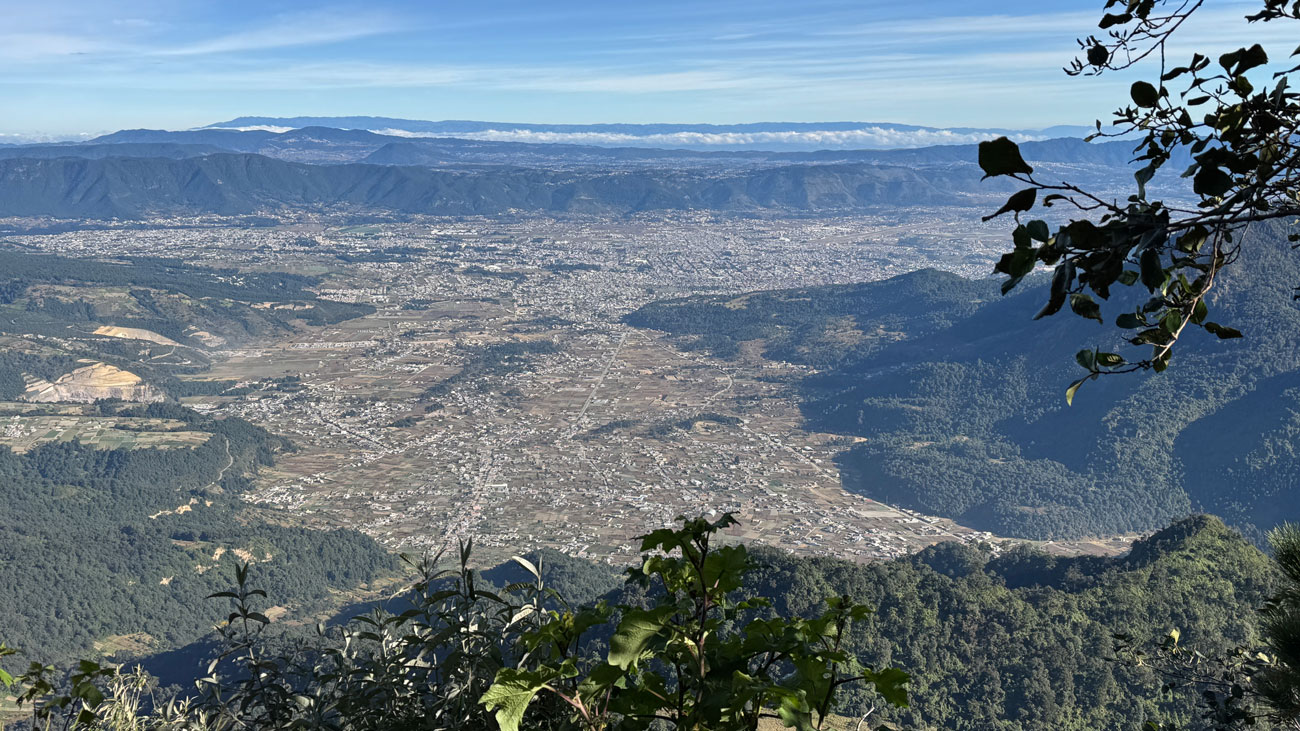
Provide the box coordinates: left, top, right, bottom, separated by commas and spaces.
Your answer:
0, 402, 394, 663
627, 220, 1300, 541
109, 515, 1277, 731
481, 516, 1275, 729
0, 154, 976, 218
738, 516, 1274, 729
0, 248, 392, 663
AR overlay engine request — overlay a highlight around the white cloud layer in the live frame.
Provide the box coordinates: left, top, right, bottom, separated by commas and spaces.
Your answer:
365, 126, 1051, 149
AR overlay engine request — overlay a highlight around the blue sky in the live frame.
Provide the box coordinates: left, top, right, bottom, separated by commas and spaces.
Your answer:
0, 0, 1284, 138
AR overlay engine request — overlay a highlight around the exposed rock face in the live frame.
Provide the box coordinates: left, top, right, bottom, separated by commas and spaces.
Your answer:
23, 362, 165, 403
93, 325, 181, 347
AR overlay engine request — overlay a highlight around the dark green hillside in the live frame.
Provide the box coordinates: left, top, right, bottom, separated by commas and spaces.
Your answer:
0, 403, 394, 664
0, 250, 390, 664
730, 515, 1275, 730
626, 221, 1300, 540
0, 142, 227, 160
626, 268, 996, 368
110, 515, 1271, 731
0, 248, 373, 339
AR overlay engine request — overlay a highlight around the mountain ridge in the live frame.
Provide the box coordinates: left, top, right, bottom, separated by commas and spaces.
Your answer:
69, 126, 1134, 167
0, 153, 999, 219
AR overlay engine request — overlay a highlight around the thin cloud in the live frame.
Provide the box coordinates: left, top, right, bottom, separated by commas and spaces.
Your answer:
64, 62, 767, 94
0, 32, 115, 61
153, 10, 406, 56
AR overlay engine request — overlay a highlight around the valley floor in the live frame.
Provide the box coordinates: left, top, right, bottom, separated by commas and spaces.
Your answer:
4, 212, 1137, 564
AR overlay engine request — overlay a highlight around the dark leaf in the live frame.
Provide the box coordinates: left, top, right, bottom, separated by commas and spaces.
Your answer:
978, 137, 1034, 179
1219, 44, 1269, 76
1096, 352, 1125, 367
1193, 166, 1234, 197
1116, 312, 1143, 328
869, 667, 911, 708
984, 188, 1038, 222
1160, 311, 1182, 334
1191, 299, 1208, 325
1140, 249, 1165, 292
1026, 219, 1051, 242
1131, 81, 1160, 108
1070, 293, 1104, 323
1204, 322, 1244, 339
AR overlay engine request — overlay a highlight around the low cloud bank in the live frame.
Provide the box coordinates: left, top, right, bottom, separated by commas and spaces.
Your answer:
367, 125, 1049, 149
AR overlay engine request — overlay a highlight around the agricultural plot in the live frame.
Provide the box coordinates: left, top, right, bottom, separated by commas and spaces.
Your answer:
0, 407, 208, 452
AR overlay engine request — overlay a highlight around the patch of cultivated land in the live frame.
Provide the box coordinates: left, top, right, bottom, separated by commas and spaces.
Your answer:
0, 404, 208, 452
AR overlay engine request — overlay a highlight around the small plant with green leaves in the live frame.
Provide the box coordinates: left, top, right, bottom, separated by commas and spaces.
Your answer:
189, 539, 534, 731
481, 513, 909, 731
3, 652, 118, 731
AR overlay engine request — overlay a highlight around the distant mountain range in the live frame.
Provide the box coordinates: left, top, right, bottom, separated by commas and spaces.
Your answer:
9, 126, 1129, 168
211, 116, 1094, 138
0, 153, 996, 218
201, 116, 1096, 151
0, 120, 1150, 220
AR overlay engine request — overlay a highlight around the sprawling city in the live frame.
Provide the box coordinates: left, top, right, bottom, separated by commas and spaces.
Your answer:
0, 212, 1043, 565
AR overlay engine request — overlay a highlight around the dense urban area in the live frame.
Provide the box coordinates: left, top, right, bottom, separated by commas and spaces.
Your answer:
0, 210, 1135, 566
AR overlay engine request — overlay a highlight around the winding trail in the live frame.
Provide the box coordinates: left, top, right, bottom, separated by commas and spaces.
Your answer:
207, 435, 234, 490
148, 435, 232, 520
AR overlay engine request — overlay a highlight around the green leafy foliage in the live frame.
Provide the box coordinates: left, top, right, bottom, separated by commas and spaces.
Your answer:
0, 515, 1277, 731
483, 513, 908, 730
4, 515, 909, 731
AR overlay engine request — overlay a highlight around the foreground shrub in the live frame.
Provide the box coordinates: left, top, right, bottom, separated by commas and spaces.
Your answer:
1, 514, 907, 731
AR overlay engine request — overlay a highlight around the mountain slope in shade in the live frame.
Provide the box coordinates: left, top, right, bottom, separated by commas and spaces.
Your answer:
626, 220, 1300, 542
0, 143, 227, 161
